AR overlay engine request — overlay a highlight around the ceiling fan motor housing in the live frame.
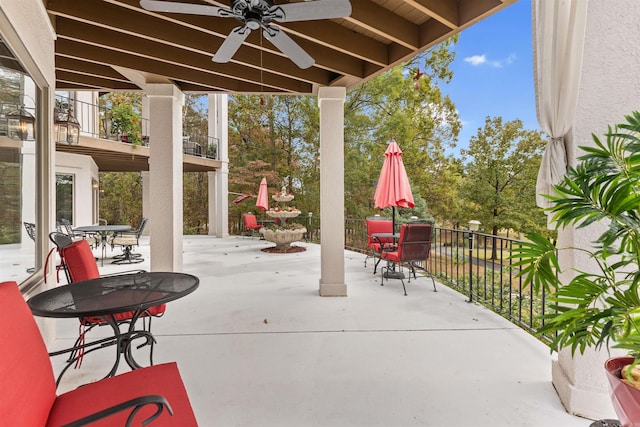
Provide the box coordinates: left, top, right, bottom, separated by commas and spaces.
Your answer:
231, 0, 273, 15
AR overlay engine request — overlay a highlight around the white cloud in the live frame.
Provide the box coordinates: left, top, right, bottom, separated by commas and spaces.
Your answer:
464, 53, 517, 68
464, 55, 486, 66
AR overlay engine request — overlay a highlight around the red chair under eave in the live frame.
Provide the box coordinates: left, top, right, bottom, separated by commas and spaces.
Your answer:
242, 213, 263, 236
380, 223, 437, 295
364, 217, 395, 273
50, 234, 165, 368
59, 238, 166, 324
0, 280, 198, 427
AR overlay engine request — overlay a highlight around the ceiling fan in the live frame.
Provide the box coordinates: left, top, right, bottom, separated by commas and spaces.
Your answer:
139, 0, 352, 69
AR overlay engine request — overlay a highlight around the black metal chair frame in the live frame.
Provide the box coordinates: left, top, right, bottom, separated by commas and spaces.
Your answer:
380, 223, 437, 296
110, 218, 147, 264
23, 222, 36, 273
47, 231, 152, 377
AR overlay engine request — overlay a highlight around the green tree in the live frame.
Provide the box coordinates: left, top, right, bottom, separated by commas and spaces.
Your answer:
99, 172, 142, 226
228, 95, 320, 216
344, 38, 462, 223
460, 116, 548, 245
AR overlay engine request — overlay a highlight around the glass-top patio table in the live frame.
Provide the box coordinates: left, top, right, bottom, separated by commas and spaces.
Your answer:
28, 271, 199, 387
74, 224, 132, 265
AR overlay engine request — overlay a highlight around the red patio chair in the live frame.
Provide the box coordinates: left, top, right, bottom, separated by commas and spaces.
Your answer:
364, 216, 395, 273
0, 280, 198, 426
380, 222, 437, 295
49, 232, 165, 366
242, 213, 263, 236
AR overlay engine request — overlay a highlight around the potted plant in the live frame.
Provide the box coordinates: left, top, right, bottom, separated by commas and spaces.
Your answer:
106, 98, 143, 146
512, 111, 640, 426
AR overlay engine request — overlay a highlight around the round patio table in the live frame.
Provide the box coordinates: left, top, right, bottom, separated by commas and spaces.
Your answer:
74, 224, 132, 265
28, 271, 199, 386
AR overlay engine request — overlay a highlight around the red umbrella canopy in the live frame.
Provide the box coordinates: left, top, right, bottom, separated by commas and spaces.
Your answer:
374, 140, 415, 209
256, 177, 269, 211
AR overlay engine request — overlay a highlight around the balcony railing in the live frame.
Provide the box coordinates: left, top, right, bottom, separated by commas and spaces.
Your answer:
232, 215, 551, 344
54, 94, 219, 160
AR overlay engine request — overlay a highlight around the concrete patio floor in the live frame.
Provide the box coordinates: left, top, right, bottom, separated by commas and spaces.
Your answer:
45, 235, 598, 426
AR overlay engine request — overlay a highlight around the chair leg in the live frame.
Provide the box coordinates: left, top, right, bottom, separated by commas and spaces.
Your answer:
373, 255, 383, 275
381, 263, 407, 295
427, 264, 437, 292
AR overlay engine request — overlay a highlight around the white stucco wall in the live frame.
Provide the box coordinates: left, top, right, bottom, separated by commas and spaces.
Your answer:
552, 0, 640, 420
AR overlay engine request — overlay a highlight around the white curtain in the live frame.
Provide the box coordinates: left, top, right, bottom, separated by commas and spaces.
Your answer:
533, 0, 588, 219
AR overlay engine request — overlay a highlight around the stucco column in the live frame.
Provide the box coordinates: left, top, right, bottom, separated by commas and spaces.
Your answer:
146, 84, 183, 271
318, 86, 347, 296
550, 0, 640, 419
208, 93, 228, 238
141, 171, 150, 236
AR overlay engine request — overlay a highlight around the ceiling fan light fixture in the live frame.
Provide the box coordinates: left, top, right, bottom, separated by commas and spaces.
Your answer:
246, 18, 261, 30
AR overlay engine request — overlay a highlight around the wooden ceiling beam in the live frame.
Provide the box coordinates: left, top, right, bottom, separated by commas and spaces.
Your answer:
49, 0, 334, 84
347, 0, 420, 50
279, 21, 388, 67
113, 0, 387, 66
56, 79, 142, 91
459, 0, 513, 26
405, 0, 459, 29
55, 56, 133, 83
56, 39, 294, 93
55, 18, 313, 93
49, 0, 366, 79
56, 69, 143, 90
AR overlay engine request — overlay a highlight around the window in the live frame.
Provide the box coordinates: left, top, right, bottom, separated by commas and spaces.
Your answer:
56, 174, 74, 224
0, 35, 37, 281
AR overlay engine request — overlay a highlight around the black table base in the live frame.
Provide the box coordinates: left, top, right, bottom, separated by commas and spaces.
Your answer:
112, 245, 144, 264
50, 312, 155, 387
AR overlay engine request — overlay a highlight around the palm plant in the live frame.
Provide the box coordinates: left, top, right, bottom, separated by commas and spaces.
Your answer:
512, 112, 640, 375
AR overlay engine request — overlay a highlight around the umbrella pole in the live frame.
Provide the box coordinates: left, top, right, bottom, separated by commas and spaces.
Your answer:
392, 206, 396, 233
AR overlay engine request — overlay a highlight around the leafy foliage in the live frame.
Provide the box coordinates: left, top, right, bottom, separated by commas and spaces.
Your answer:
511, 111, 640, 360
461, 116, 548, 237
102, 92, 143, 145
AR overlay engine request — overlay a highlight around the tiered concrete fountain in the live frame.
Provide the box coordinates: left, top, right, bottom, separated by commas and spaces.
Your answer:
260, 187, 307, 252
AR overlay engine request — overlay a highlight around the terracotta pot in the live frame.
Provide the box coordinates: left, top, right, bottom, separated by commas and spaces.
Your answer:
605, 357, 640, 426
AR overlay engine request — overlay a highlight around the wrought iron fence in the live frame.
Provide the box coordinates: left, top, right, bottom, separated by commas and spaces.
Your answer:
230, 215, 551, 343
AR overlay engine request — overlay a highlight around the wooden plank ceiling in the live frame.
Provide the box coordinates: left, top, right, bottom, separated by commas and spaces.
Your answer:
47, 0, 517, 95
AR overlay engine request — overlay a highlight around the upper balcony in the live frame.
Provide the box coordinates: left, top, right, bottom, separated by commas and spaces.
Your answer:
54, 94, 222, 173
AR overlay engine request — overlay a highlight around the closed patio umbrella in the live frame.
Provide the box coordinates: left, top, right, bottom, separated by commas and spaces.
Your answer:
373, 140, 414, 232
256, 177, 269, 211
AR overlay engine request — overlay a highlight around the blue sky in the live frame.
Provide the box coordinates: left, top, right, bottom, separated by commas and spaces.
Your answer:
443, 0, 539, 155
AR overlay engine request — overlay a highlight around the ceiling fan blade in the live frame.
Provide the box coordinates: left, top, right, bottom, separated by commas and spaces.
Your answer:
213, 26, 252, 63
263, 27, 314, 69
271, 0, 352, 23
139, 0, 233, 18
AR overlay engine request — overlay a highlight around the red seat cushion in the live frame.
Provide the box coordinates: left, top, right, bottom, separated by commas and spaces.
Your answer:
60, 240, 166, 324
0, 281, 57, 427
381, 250, 400, 263
81, 303, 166, 325
61, 240, 100, 282
46, 362, 198, 427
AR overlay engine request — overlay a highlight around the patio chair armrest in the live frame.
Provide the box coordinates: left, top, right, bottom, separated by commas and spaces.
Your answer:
372, 235, 396, 252
61, 394, 173, 427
